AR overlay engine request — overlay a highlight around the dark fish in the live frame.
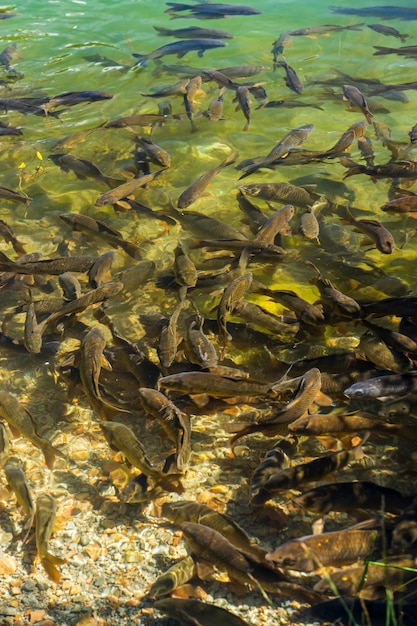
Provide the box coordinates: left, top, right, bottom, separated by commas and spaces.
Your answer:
0, 422, 10, 468
381, 195, 417, 212
149, 556, 196, 599
35, 494, 66, 583
368, 23, 408, 42
342, 85, 373, 124
24, 302, 43, 354
312, 597, 417, 626
293, 481, 411, 516
5, 462, 35, 533
42, 90, 113, 113
0, 219, 26, 255
289, 23, 364, 35
235, 85, 251, 131
217, 272, 253, 355
158, 370, 272, 398
49, 122, 106, 152
184, 315, 218, 368
154, 25, 234, 39
49, 154, 122, 187
260, 99, 323, 111
306, 261, 361, 318
238, 181, 318, 207
232, 300, 299, 336
0, 186, 31, 206
183, 74, 203, 132
165, 3, 262, 17
0, 392, 65, 470
253, 204, 294, 245
373, 45, 417, 57
154, 598, 252, 626
173, 242, 197, 289
0, 43, 20, 76
341, 207, 395, 254
258, 287, 325, 325
0, 96, 58, 117
330, 6, 417, 20
177, 150, 238, 208
358, 331, 411, 373
141, 77, 190, 98
157, 299, 185, 368
60, 213, 142, 260
0, 251, 96, 276
95, 170, 166, 207
134, 137, 171, 167
344, 372, 417, 399
315, 120, 367, 159
58, 272, 81, 301
132, 39, 227, 68
341, 156, 417, 181
88, 251, 115, 289
266, 524, 378, 571
239, 123, 314, 177
254, 439, 365, 503
105, 113, 179, 128
275, 61, 303, 94
251, 438, 297, 501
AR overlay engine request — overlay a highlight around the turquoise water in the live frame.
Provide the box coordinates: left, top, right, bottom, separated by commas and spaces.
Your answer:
1, 1, 417, 624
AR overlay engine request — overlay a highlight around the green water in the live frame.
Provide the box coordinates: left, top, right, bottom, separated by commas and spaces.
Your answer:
1, 1, 417, 624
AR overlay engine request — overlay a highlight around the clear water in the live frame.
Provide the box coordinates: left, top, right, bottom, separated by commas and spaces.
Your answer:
1, 0, 417, 623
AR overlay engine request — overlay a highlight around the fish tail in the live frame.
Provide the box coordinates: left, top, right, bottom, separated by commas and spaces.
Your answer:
41, 551, 66, 583
119, 240, 142, 260
373, 46, 396, 56
12, 240, 27, 256
132, 54, 149, 68
400, 35, 409, 43
43, 444, 66, 470
221, 149, 240, 169
158, 473, 184, 494
365, 111, 374, 124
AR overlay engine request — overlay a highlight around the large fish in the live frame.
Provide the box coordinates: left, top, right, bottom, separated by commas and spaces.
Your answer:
132, 39, 227, 68
177, 150, 238, 208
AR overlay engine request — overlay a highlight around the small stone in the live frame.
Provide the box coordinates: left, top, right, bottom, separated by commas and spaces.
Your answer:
0, 555, 17, 575
22, 579, 37, 592
28, 609, 46, 623
0, 607, 17, 617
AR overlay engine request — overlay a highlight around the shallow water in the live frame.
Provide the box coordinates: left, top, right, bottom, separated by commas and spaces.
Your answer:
0, 1, 417, 625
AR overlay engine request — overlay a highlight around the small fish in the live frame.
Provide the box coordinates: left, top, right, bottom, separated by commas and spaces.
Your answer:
235, 85, 251, 131
381, 196, 417, 212
251, 438, 297, 502
306, 261, 361, 318
266, 525, 379, 571
24, 302, 43, 354
341, 207, 395, 254
316, 120, 367, 159
88, 251, 116, 289
157, 298, 185, 368
0, 422, 10, 468
154, 598, 252, 626
154, 25, 234, 39
4, 461, 35, 534
344, 372, 417, 399
49, 153, 121, 187
95, 169, 166, 207
258, 287, 325, 325
132, 39, 227, 68
184, 314, 218, 368
105, 113, 179, 128
165, 3, 262, 18
368, 23, 408, 42
0, 251, 97, 276
293, 480, 411, 516
205, 89, 225, 121
177, 150, 238, 208
35, 494, 66, 583
183, 74, 203, 132
49, 122, 106, 152
0, 392, 65, 469
159, 370, 272, 398
42, 90, 113, 114
342, 85, 373, 124
134, 137, 171, 168
238, 181, 318, 207
289, 23, 364, 36
148, 555, 196, 599
0, 219, 26, 255
0, 186, 31, 206
58, 272, 82, 301
232, 300, 299, 337
276, 61, 303, 94
373, 45, 417, 58
254, 439, 366, 503
217, 272, 253, 356
341, 157, 417, 181
299, 207, 320, 243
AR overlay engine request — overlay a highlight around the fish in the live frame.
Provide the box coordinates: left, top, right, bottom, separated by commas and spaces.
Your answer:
0, 96, 59, 117
4, 462, 35, 534
180, 522, 271, 602
58, 272, 82, 301
266, 525, 379, 571
239, 123, 314, 177
132, 39, 227, 68
381, 196, 417, 212
289, 23, 364, 36
173, 242, 198, 290
230, 368, 322, 445
238, 181, 319, 208
42, 90, 113, 113
134, 137, 171, 168
235, 85, 251, 131
312, 597, 417, 626
177, 150, 238, 208
105, 113, 180, 128
35, 494, 66, 583
344, 372, 417, 399
0, 251, 97, 275
330, 6, 417, 20
184, 314, 218, 368
306, 261, 361, 318
0, 43, 20, 76
251, 438, 297, 501
204, 89, 226, 121
358, 332, 411, 373
0, 422, 10, 468
78, 327, 123, 419
154, 598, 252, 626
183, 74, 203, 132
148, 555, 196, 599
341, 207, 395, 254
360, 318, 417, 354
217, 272, 253, 356
368, 23, 409, 42
99, 420, 168, 480
275, 61, 303, 94
24, 302, 43, 354
141, 77, 190, 98
373, 45, 417, 57
49, 121, 107, 152
138, 387, 191, 470
342, 85, 373, 124
158, 370, 273, 398
153, 25, 234, 39
95, 169, 166, 207
165, 3, 262, 18
254, 439, 366, 504
157, 298, 185, 368
162, 500, 267, 561
49, 153, 123, 187
88, 251, 116, 289
257, 287, 325, 326
293, 481, 411, 516
299, 207, 320, 243
261, 99, 323, 111
0, 219, 26, 255
315, 120, 367, 159
0, 392, 65, 469
59, 213, 142, 260
0, 186, 31, 206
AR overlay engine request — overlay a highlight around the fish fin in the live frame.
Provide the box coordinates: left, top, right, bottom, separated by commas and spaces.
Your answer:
373, 46, 396, 56
101, 354, 112, 371
158, 473, 184, 494
41, 552, 66, 583
43, 444, 66, 470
